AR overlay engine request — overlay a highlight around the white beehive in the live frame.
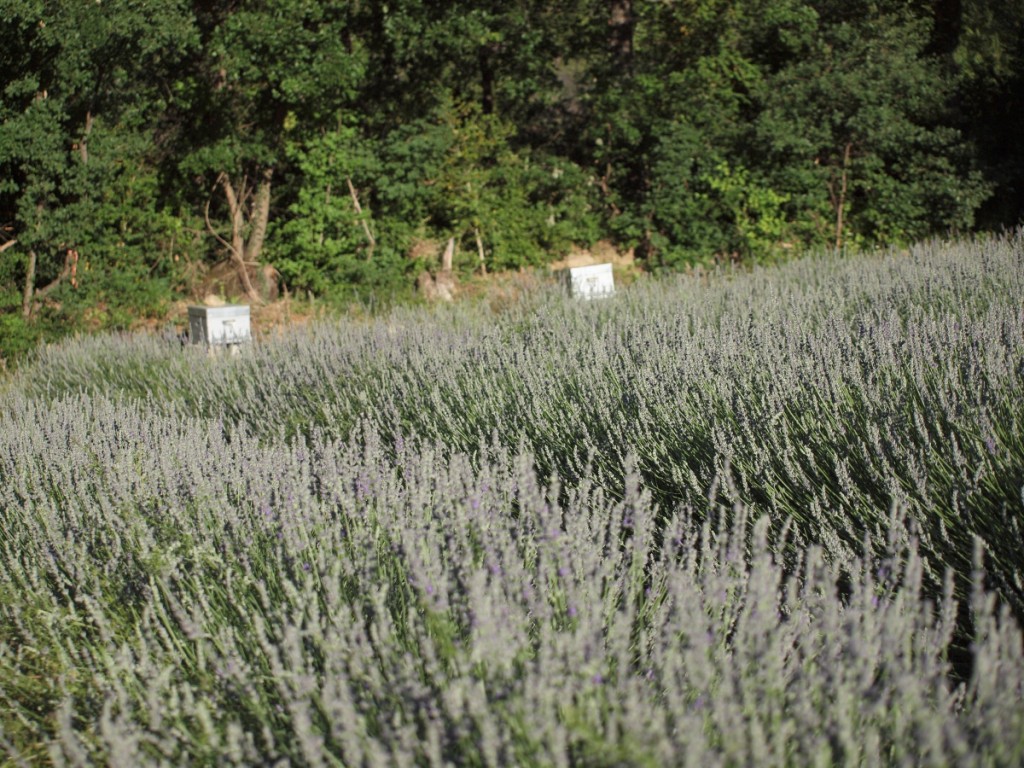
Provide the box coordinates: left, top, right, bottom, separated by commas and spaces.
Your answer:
561, 263, 615, 299
188, 305, 251, 346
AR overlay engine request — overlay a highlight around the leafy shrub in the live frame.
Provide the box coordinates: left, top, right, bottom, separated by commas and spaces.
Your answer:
0, 313, 38, 369
270, 104, 601, 299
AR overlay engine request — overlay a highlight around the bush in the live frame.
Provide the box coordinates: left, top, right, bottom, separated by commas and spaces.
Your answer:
0, 310, 52, 371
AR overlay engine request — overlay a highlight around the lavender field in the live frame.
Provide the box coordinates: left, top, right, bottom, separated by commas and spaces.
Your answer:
2, 235, 1023, 766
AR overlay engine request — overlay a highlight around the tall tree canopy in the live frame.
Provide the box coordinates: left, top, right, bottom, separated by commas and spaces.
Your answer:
2, 0, 1021, 362
1, 0, 194, 347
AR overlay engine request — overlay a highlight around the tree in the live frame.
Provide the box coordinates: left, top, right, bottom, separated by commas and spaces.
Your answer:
271, 123, 383, 299
176, 0, 367, 303
358, 0, 562, 129
752, 3, 991, 247
571, 0, 992, 263
577, 0, 784, 262
0, 0, 1012, 358
947, 0, 1024, 227
0, 0, 193, 338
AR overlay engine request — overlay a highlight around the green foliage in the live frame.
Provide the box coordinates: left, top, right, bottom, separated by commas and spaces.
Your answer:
182, 0, 365, 167
583, 0, 997, 264
0, 312, 43, 369
272, 99, 601, 288
59, 121, 180, 319
751, 6, 992, 247
702, 161, 792, 261
1, 0, 1022, 334
952, 0, 1024, 228
374, 117, 452, 238
0, 0, 191, 351
271, 124, 382, 299
646, 124, 794, 266
645, 119, 729, 266
432, 100, 598, 272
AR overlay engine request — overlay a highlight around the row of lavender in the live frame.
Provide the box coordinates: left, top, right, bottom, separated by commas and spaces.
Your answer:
2, 234, 1023, 764
19, 234, 1024, 611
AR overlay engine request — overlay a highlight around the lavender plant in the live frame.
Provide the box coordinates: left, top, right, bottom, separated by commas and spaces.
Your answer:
2, 233, 1023, 765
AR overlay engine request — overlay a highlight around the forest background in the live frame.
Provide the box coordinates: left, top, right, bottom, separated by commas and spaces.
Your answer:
2, 0, 1022, 364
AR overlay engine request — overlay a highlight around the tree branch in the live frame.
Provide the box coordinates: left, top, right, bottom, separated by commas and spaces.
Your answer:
346, 176, 376, 258
28, 250, 78, 316
22, 249, 36, 318
245, 167, 273, 265
221, 172, 265, 304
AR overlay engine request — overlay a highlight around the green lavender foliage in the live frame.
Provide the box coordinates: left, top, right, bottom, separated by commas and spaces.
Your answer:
2, 234, 1023, 765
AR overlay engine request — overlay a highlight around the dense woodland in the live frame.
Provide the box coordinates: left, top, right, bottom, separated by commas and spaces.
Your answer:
2, 0, 1023, 362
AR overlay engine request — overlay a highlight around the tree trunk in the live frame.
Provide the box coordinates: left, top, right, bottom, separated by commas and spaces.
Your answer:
208, 169, 273, 304
442, 237, 455, 272
474, 228, 486, 275
347, 176, 376, 257
22, 249, 36, 319
245, 167, 273, 265
219, 173, 249, 283
79, 111, 93, 164
24, 248, 77, 318
830, 142, 853, 250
